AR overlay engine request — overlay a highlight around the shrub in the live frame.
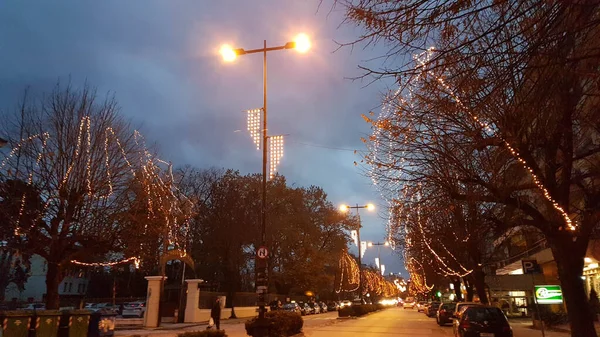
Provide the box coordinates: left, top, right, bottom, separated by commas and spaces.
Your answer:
338, 307, 353, 317
178, 330, 228, 337
245, 311, 303, 337
352, 304, 375, 316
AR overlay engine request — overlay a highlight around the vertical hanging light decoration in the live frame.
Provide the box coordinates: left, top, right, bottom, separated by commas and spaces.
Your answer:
269, 135, 284, 179
351, 230, 358, 247
360, 241, 367, 258
246, 109, 262, 150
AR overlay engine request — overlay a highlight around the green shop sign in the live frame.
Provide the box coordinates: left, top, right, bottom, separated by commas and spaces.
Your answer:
534, 285, 563, 304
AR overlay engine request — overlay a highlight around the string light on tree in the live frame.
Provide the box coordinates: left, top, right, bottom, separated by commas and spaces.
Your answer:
1, 116, 193, 268
70, 257, 140, 269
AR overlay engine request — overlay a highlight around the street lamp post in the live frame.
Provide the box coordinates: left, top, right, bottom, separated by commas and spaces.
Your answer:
368, 241, 389, 275
340, 203, 375, 302
221, 34, 310, 324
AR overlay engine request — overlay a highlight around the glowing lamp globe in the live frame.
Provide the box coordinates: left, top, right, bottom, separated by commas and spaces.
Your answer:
293, 34, 311, 53
220, 44, 237, 62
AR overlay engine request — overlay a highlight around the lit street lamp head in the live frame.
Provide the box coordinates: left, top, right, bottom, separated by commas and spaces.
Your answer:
293, 33, 311, 53
366, 203, 375, 211
220, 44, 237, 62
339, 204, 349, 213
220, 44, 245, 62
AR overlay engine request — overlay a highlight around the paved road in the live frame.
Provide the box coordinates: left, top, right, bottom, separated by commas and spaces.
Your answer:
304, 308, 571, 337
116, 308, 574, 337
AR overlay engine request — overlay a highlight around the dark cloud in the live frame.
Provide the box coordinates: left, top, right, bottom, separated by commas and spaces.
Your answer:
0, 0, 405, 274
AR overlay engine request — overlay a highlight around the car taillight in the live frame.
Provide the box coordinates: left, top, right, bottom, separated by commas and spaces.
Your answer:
459, 319, 470, 329
440, 309, 446, 314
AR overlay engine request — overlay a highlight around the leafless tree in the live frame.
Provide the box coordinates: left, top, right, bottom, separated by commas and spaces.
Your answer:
0, 83, 143, 309
344, 1, 600, 334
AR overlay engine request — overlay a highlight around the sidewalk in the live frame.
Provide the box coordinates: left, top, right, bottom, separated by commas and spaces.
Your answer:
115, 318, 248, 337
509, 318, 600, 336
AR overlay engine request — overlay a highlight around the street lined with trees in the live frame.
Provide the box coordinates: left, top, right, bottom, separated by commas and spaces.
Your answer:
343, 0, 600, 335
0, 87, 357, 308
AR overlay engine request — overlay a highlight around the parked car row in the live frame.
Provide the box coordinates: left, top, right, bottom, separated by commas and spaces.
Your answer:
281, 301, 333, 316
411, 300, 514, 337
83, 301, 146, 317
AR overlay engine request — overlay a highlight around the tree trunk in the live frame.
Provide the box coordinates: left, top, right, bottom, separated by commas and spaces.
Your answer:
0, 250, 13, 302
45, 261, 62, 309
472, 267, 489, 304
463, 276, 474, 302
550, 234, 597, 337
452, 279, 462, 302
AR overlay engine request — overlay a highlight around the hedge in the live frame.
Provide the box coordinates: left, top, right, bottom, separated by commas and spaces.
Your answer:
338, 303, 387, 318
245, 310, 303, 337
178, 330, 228, 337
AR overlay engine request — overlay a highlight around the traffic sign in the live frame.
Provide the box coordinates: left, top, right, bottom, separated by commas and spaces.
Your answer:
522, 259, 541, 274
257, 246, 269, 259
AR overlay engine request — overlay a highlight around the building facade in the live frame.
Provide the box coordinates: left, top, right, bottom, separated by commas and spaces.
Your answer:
4, 254, 90, 303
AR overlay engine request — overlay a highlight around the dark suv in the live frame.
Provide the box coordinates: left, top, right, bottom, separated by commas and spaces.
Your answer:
437, 302, 455, 325
454, 306, 513, 337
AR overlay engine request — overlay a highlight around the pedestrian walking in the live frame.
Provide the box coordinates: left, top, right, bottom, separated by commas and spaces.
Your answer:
211, 297, 222, 330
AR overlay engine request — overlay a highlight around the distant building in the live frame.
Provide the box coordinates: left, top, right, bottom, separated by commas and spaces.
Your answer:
4, 254, 89, 303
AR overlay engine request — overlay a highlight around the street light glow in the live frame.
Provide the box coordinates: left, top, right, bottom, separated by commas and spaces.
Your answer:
384, 241, 390, 246
368, 242, 373, 247
220, 44, 237, 62
339, 204, 349, 212
293, 34, 310, 53
366, 203, 375, 211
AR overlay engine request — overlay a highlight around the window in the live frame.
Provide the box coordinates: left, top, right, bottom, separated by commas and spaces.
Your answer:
68, 282, 73, 292
62, 282, 68, 293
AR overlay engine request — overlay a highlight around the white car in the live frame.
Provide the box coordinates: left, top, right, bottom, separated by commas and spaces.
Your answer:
22, 303, 46, 310
403, 297, 416, 309
121, 301, 146, 318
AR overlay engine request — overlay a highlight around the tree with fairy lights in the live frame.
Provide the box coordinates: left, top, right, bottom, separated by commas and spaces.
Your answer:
343, 1, 600, 334
0, 179, 41, 301
0, 83, 156, 309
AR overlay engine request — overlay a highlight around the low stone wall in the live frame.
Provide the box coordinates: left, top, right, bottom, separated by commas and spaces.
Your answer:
197, 306, 259, 320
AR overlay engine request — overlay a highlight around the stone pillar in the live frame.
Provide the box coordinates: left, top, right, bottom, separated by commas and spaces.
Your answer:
144, 276, 166, 328
184, 279, 204, 323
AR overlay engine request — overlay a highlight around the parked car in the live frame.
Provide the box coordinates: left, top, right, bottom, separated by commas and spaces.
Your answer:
403, 297, 416, 309
21, 303, 46, 311
416, 301, 428, 312
318, 302, 328, 313
452, 302, 484, 335
297, 302, 311, 315
454, 306, 513, 337
326, 301, 339, 311
121, 301, 146, 318
425, 302, 441, 317
437, 302, 456, 325
282, 303, 301, 315
308, 302, 321, 314
352, 298, 367, 306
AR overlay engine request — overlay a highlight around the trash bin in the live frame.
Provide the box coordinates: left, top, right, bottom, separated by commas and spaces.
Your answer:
33, 310, 61, 337
58, 310, 91, 337
0, 310, 32, 337
87, 312, 116, 337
